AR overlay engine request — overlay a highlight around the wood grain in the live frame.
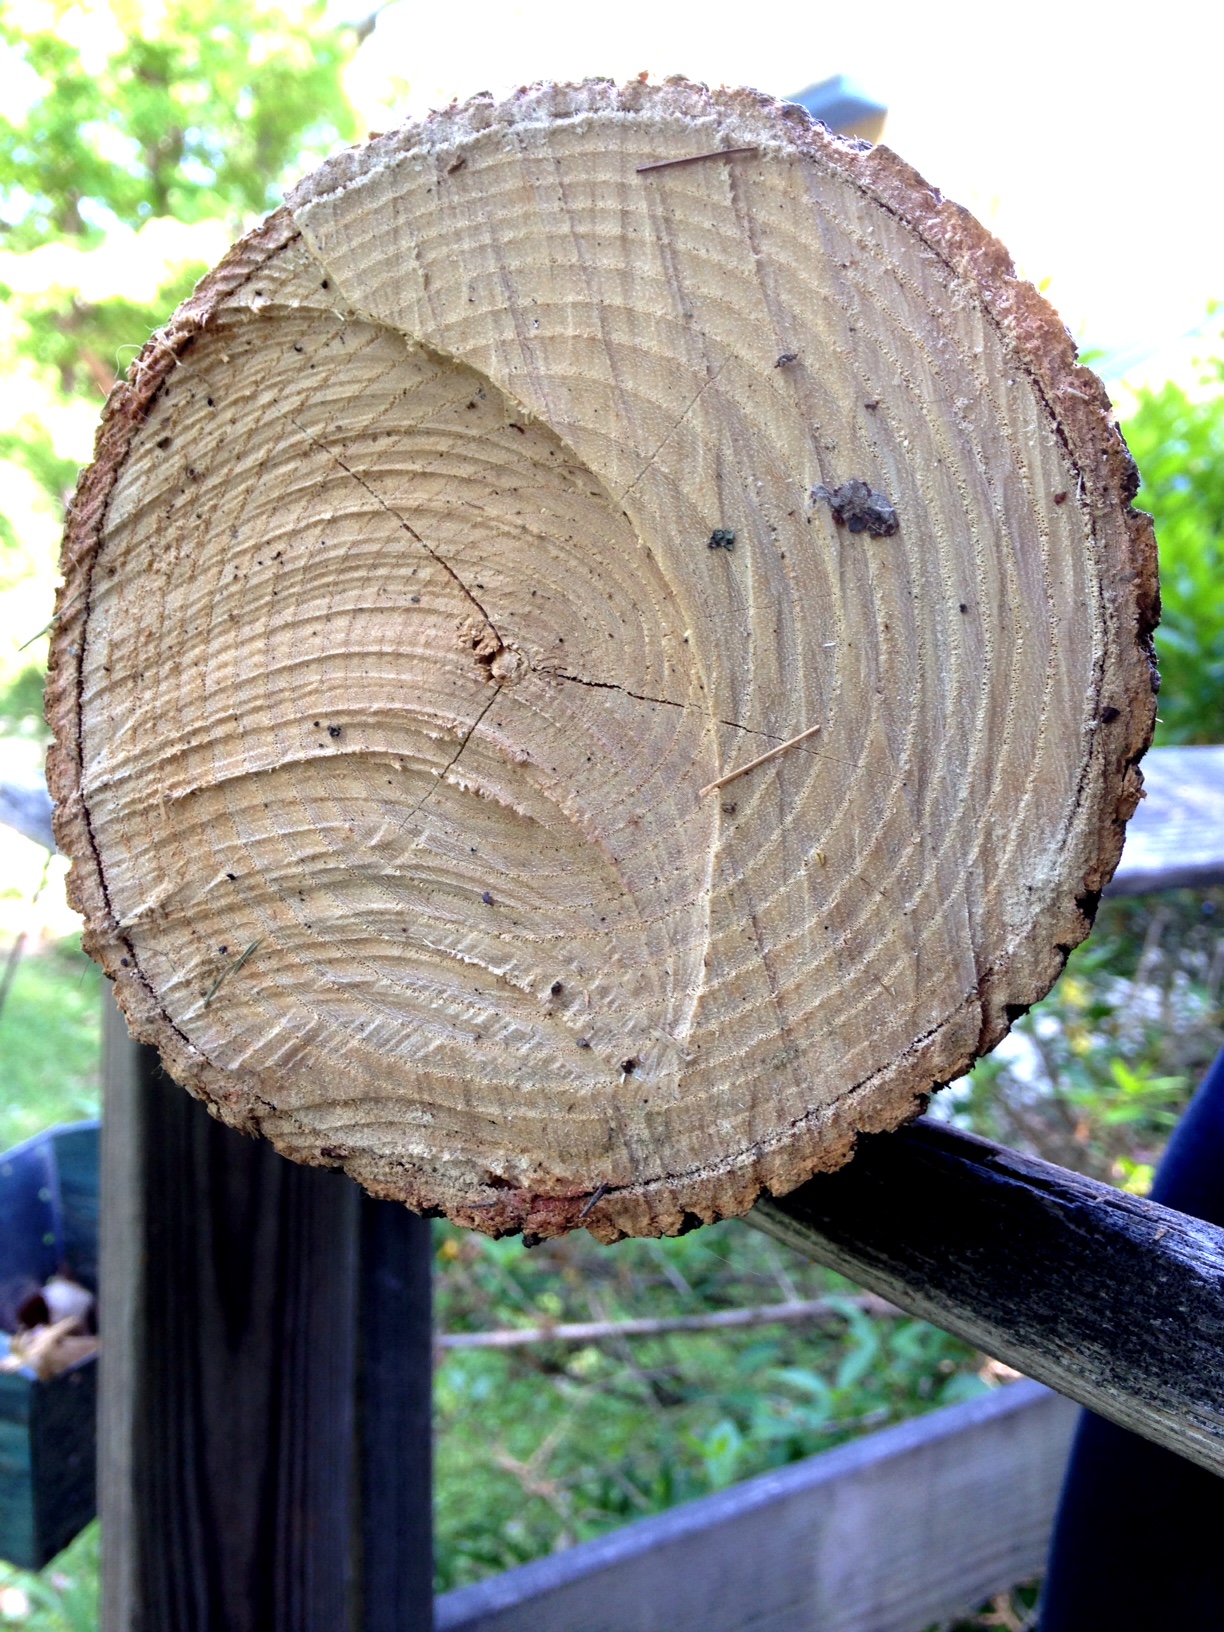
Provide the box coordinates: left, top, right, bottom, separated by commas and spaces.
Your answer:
357, 1191, 434, 1632
98, 1007, 434, 1632
751, 1118, 1224, 1478
49, 80, 1157, 1238
121, 1031, 360, 1631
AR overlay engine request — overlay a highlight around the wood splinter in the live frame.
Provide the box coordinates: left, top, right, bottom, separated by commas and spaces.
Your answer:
577, 1182, 610, 1222
699, 724, 823, 798
636, 145, 758, 174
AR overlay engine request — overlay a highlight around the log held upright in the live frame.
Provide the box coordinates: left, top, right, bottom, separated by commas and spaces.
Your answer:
99, 1000, 434, 1632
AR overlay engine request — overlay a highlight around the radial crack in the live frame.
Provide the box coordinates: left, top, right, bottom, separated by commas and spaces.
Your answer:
617, 362, 728, 505
549, 669, 843, 757
550, 670, 688, 712
404, 684, 503, 830
286, 412, 505, 647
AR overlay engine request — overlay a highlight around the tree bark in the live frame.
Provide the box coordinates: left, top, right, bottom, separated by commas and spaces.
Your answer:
49, 80, 1157, 1240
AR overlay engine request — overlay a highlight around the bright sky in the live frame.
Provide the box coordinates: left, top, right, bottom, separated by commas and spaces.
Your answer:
340, 0, 1224, 386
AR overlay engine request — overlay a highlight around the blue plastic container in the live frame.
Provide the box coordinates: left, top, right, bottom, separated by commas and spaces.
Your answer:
0, 1122, 98, 1569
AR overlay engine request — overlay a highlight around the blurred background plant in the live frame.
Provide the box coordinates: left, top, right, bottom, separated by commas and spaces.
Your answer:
0, 3, 1223, 1625
1126, 330, 1224, 748
939, 888, 1224, 1193
432, 1221, 994, 1590
0, 0, 359, 744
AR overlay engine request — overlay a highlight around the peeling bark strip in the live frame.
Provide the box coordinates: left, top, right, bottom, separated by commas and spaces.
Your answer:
48, 80, 1157, 1240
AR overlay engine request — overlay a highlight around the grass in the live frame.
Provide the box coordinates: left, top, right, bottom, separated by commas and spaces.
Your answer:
433, 1221, 991, 1591
0, 1526, 97, 1632
0, 936, 101, 1151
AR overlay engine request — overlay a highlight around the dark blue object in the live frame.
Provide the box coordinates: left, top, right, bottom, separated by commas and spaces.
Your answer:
0, 1121, 99, 1570
1040, 1052, 1224, 1628
786, 75, 887, 139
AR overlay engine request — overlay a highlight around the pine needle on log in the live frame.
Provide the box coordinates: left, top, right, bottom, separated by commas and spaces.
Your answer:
699, 725, 823, 797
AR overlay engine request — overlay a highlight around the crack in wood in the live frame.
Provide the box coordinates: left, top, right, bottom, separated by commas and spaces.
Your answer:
617, 362, 728, 505
285, 411, 506, 651
401, 684, 504, 831
549, 670, 848, 762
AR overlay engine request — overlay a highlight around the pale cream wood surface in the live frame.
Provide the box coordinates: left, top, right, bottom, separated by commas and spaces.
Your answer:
48, 80, 1157, 1239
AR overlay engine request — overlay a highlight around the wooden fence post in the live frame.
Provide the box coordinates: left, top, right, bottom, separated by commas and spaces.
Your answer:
358, 1183, 435, 1632
99, 997, 433, 1631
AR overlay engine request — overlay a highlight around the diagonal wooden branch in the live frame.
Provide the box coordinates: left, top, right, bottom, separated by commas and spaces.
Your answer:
437, 1292, 899, 1350
750, 1119, 1224, 1477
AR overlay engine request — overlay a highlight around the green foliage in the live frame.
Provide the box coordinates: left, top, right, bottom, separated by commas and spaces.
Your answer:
0, 1, 359, 247
433, 1221, 990, 1591
0, 937, 101, 1148
1125, 340, 1224, 744
0, 663, 48, 739
0, 420, 81, 514
10, 263, 206, 408
949, 889, 1224, 1190
0, 1521, 98, 1631
0, 0, 368, 633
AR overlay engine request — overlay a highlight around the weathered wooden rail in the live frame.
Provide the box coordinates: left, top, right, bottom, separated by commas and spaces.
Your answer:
753, 1120, 1224, 1477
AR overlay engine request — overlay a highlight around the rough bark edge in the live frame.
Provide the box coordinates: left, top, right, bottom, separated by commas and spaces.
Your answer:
48, 82, 1159, 1238
45, 208, 303, 1130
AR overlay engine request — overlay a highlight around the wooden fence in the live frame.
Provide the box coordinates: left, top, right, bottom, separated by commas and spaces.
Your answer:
436, 1380, 1076, 1632
3, 742, 1220, 1624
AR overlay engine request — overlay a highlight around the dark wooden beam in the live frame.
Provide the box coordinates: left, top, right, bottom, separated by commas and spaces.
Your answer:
357, 1191, 435, 1632
751, 1119, 1224, 1477
99, 1002, 433, 1632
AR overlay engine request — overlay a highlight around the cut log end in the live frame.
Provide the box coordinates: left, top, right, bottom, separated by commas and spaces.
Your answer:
47, 79, 1157, 1239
